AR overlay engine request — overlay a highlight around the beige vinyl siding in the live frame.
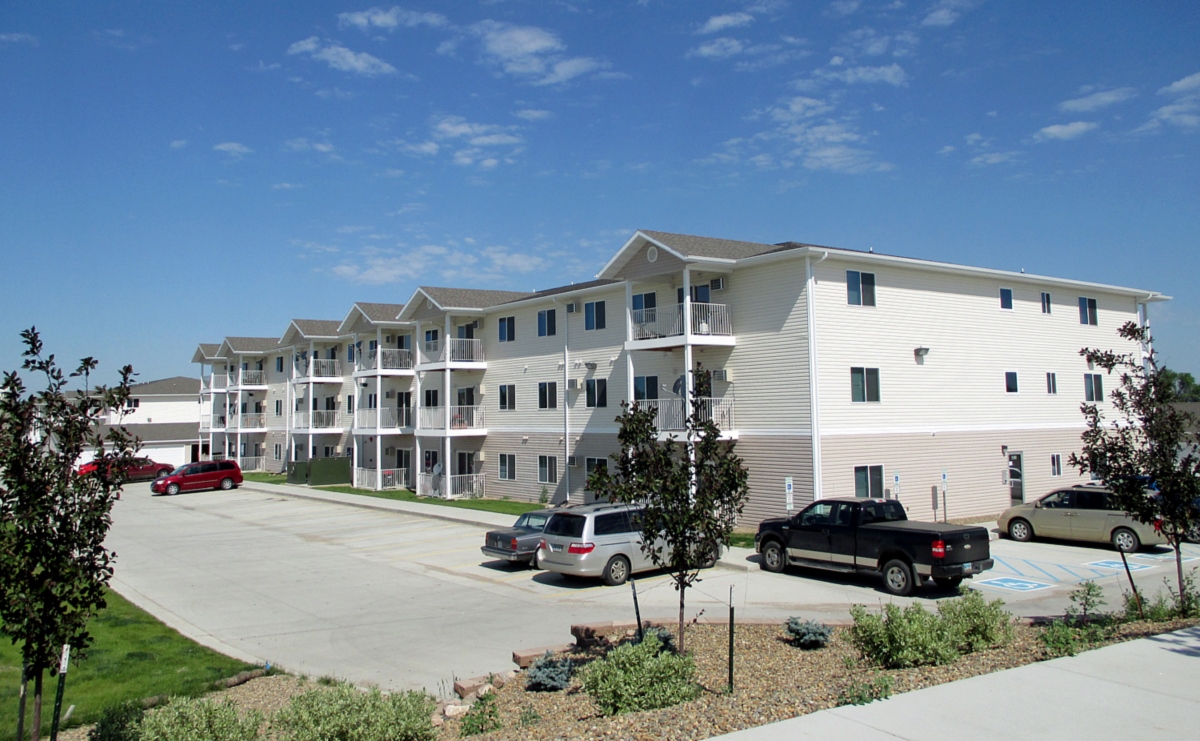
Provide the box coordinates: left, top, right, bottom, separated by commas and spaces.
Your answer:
618, 241, 688, 281
820, 427, 1089, 521
265, 430, 288, 472
736, 435, 815, 526
480, 432, 572, 504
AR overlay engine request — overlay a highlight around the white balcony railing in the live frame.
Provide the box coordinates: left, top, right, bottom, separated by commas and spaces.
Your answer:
450, 405, 484, 430
238, 370, 265, 386
295, 358, 341, 378
631, 302, 732, 340
419, 406, 443, 429
202, 414, 227, 430
202, 374, 229, 390
239, 413, 265, 429
418, 472, 444, 498
357, 467, 407, 490
355, 407, 411, 429
450, 473, 485, 499
421, 338, 484, 364
293, 411, 308, 429
292, 410, 342, 429
357, 348, 414, 372
641, 397, 736, 433
239, 456, 265, 472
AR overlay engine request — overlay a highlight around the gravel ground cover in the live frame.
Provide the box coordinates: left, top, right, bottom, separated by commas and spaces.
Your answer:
57, 617, 1196, 741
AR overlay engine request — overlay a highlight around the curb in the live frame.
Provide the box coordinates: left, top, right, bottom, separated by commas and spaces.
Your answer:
240, 483, 502, 529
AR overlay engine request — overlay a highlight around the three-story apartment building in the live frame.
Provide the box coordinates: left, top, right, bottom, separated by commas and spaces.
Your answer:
193, 230, 1166, 525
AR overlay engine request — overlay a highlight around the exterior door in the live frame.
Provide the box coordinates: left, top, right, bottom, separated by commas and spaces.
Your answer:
826, 502, 857, 567
1070, 488, 1111, 541
1008, 453, 1024, 506
786, 501, 836, 564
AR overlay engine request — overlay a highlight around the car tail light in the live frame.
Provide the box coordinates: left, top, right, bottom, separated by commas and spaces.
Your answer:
511, 537, 519, 550
538, 539, 547, 550
1153, 517, 1164, 533
932, 539, 946, 559
568, 542, 595, 555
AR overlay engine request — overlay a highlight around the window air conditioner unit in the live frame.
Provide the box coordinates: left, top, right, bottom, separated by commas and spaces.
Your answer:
567, 378, 580, 391
568, 455, 580, 467
565, 302, 578, 313
477, 383, 486, 394
710, 277, 726, 291
477, 451, 487, 462
712, 369, 730, 382
473, 319, 481, 329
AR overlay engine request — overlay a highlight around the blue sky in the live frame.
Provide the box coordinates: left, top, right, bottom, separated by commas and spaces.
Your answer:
1, 1, 1197, 385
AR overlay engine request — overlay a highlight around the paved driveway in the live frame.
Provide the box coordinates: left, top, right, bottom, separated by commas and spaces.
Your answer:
106, 482, 1198, 692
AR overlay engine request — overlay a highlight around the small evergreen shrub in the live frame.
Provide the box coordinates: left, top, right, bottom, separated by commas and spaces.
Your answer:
525, 651, 574, 692
87, 700, 144, 741
137, 697, 262, 741
848, 603, 959, 669
273, 684, 437, 741
640, 625, 677, 654
937, 588, 1013, 652
458, 692, 501, 737
580, 632, 701, 716
785, 618, 833, 650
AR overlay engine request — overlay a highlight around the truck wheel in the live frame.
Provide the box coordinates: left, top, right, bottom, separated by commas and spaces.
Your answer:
934, 576, 963, 591
602, 555, 630, 586
760, 540, 785, 573
882, 559, 915, 596
1008, 518, 1033, 542
1111, 527, 1140, 553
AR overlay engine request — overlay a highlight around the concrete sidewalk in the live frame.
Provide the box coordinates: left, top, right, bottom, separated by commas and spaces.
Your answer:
712, 625, 1200, 740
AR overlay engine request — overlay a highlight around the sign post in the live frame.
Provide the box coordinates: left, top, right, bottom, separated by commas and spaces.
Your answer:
785, 477, 794, 512
940, 470, 949, 523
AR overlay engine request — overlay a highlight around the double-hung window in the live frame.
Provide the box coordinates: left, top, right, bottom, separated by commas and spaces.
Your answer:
847, 270, 876, 306
498, 454, 516, 481
999, 288, 1014, 310
850, 367, 880, 403
538, 309, 556, 337
1050, 454, 1062, 477
498, 316, 516, 342
586, 379, 607, 408
854, 465, 884, 498
498, 384, 516, 410
538, 455, 558, 484
1041, 292, 1052, 314
585, 300, 606, 330
634, 375, 659, 401
1084, 373, 1104, 402
1046, 372, 1058, 394
1078, 297, 1098, 325
538, 381, 558, 409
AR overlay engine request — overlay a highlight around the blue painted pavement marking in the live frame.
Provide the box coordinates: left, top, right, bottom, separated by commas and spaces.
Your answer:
1086, 560, 1152, 571
1021, 559, 1065, 583
990, 555, 1024, 576
1133, 552, 1197, 563
976, 577, 1052, 592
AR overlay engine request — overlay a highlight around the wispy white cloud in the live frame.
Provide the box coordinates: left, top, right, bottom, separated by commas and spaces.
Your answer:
826, 1, 861, 17
1034, 121, 1098, 141
92, 29, 143, 51
213, 142, 252, 156
969, 151, 1020, 166
689, 37, 744, 59
1158, 71, 1200, 96
330, 241, 545, 285
469, 20, 607, 85
921, 0, 972, 28
272, 182, 303, 190
1059, 87, 1137, 112
698, 13, 754, 34
937, 145, 955, 155
0, 32, 37, 45
338, 7, 450, 31
1137, 71, 1200, 131
288, 36, 396, 75
513, 109, 552, 121
817, 63, 908, 86
286, 137, 336, 153
169, 139, 187, 149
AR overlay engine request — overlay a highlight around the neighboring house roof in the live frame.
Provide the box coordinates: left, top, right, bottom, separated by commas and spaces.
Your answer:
281, 319, 343, 345
191, 343, 222, 363
97, 422, 199, 444
128, 376, 200, 396
337, 302, 407, 333
221, 337, 282, 355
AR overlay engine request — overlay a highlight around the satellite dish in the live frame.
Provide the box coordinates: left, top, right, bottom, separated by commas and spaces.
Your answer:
432, 462, 443, 475
671, 375, 686, 397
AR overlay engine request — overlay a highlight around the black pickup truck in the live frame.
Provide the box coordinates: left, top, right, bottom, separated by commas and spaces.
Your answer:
755, 498, 993, 595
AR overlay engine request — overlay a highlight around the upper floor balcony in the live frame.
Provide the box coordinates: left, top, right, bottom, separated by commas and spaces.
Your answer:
234, 413, 266, 431
417, 338, 485, 368
417, 405, 486, 435
628, 302, 734, 350
641, 396, 737, 438
353, 348, 415, 376
294, 358, 343, 382
291, 410, 345, 431
200, 413, 227, 431
230, 370, 267, 389
201, 374, 229, 392
354, 407, 413, 431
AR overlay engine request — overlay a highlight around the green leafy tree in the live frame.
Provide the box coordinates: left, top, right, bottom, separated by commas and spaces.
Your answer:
589, 368, 749, 652
0, 328, 137, 740
1070, 322, 1200, 615
1159, 367, 1200, 403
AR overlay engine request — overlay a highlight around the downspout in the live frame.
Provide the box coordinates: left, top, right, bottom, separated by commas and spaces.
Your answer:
560, 300, 570, 502
806, 251, 828, 501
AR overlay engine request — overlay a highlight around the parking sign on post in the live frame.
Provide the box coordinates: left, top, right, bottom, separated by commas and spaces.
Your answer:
785, 477, 794, 511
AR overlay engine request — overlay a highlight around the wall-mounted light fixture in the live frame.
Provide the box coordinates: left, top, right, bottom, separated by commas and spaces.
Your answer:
584, 361, 598, 370
914, 347, 930, 358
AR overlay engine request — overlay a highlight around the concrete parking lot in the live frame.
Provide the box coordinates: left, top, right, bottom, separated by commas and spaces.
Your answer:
106, 481, 1200, 693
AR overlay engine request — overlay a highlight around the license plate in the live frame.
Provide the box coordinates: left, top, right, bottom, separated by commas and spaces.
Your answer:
550, 544, 563, 552
963, 563, 972, 573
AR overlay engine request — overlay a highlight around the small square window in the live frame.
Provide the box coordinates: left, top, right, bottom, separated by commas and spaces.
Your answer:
498, 454, 516, 481
538, 455, 558, 484
999, 288, 1013, 310
1046, 372, 1057, 395
1078, 297, 1098, 326
498, 316, 516, 342
585, 301, 606, 330
1005, 372, 1019, 393
1041, 292, 1052, 314
847, 270, 876, 307
850, 367, 881, 403
634, 375, 659, 401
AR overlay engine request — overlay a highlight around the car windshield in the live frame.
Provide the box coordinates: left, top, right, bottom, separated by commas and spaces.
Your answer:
515, 513, 549, 530
169, 464, 190, 476
543, 513, 586, 538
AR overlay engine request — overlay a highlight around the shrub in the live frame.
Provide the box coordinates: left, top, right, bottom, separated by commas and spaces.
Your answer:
1124, 589, 1174, 622
273, 684, 437, 741
640, 625, 677, 654
1065, 580, 1107, 623
838, 675, 893, 706
1167, 570, 1200, 618
525, 652, 574, 692
87, 700, 144, 741
937, 588, 1013, 652
137, 697, 262, 741
1039, 620, 1082, 658
848, 603, 959, 669
580, 632, 701, 716
785, 618, 833, 650
458, 691, 501, 737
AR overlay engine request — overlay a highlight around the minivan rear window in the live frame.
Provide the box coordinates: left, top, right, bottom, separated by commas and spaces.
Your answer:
544, 513, 586, 538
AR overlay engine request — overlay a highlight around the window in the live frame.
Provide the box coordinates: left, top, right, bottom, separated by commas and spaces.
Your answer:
275, 399, 283, 416
538, 309, 556, 337
273, 443, 282, 461
1078, 296, 1098, 325
498, 316, 515, 342
425, 329, 439, 344
847, 270, 876, 307
1046, 372, 1058, 395
538, 455, 558, 484
586, 379, 607, 408
585, 457, 608, 478
632, 292, 656, 320
499, 384, 516, 410
538, 381, 558, 409
999, 288, 1013, 310
1041, 292, 1052, 314
398, 334, 411, 350
1005, 372, 1019, 393
634, 375, 659, 401
585, 300, 606, 330
1051, 454, 1062, 477
347, 343, 355, 363
850, 367, 881, 403
424, 389, 439, 408
125, 398, 140, 409
276, 356, 284, 373
498, 454, 516, 481
854, 465, 884, 498
323, 446, 335, 458
1085, 373, 1104, 402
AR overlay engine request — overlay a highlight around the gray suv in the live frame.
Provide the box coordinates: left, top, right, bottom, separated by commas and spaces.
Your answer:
537, 502, 718, 586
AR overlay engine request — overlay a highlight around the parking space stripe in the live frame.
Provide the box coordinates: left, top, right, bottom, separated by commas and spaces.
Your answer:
991, 556, 1024, 576
1021, 559, 1063, 583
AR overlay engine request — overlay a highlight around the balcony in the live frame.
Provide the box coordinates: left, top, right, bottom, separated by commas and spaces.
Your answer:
418, 405, 485, 432
355, 348, 414, 374
239, 456, 265, 472
233, 370, 266, 387
419, 338, 484, 366
295, 358, 342, 381
200, 414, 227, 431
292, 410, 342, 430
354, 407, 412, 430
356, 467, 408, 490
202, 374, 229, 391
641, 397, 737, 435
418, 472, 484, 499
237, 413, 266, 430
629, 302, 734, 349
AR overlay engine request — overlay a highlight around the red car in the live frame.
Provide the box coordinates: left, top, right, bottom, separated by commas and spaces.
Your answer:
78, 457, 174, 482
150, 460, 242, 496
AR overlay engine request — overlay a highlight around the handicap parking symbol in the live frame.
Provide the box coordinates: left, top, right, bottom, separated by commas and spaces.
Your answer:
976, 577, 1052, 592
1086, 560, 1152, 571
1133, 552, 1196, 563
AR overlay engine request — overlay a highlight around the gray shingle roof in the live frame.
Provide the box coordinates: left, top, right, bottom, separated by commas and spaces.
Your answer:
290, 320, 343, 338
192, 343, 223, 363
129, 376, 201, 396
420, 287, 533, 310
640, 230, 806, 261
353, 302, 406, 322
224, 337, 282, 354
499, 279, 621, 304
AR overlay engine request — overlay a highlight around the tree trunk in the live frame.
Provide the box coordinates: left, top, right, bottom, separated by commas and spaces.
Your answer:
678, 585, 686, 655
31, 669, 43, 741
1176, 541, 1189, 616
1119, 549, 1144, 620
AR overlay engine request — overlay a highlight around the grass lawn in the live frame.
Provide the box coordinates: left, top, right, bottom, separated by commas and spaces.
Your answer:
315, 485, 546, 516
0, 589, 255, 734
728, 532, 756, 549
242, 471, 288, 485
